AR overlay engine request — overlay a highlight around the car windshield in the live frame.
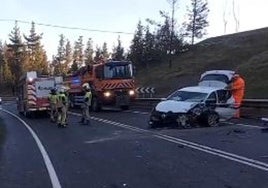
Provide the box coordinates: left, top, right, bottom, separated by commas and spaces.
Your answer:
103, 63, 133, 79
167, 90, 208, 102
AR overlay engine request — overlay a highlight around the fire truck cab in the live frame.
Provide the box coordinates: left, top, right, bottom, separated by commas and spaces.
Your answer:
64, 60, 136, 111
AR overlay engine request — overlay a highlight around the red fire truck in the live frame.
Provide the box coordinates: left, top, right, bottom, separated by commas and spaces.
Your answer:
64, 60, 136, 111
17, 71, 62, 117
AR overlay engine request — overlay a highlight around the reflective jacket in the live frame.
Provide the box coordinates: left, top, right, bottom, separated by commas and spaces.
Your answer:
48, 93, 58, 104
84, 91, 92, 106
231, 76, 245, 106
57, 93, 67, 108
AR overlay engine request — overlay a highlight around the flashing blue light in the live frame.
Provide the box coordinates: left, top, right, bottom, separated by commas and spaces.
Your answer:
72, 78, 81, 84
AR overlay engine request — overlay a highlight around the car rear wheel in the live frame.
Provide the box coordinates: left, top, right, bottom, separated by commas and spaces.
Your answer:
199, 111, 219, 127
207, 113, 219, 127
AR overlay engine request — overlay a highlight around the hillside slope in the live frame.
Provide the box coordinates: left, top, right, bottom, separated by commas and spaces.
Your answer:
136, 27, 268, 98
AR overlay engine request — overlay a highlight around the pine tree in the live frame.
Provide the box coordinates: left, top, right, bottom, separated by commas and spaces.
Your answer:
8, 21, 24, 84
112, 36, 124, 61
73, 36, 84, 68
54, 34, 66, 75
101, 42, 109, 59
184, 0, 209, 45
155, 13, 171, 55
0, 41, 4, 83
65, 40, 72, 74
2, 45, 14, 86
143, 26, 156, 68
94, 46, 102, 62
84, 38, 94, 65
129, 20, 145, 67
70, 60, 78, 73
24, 22, 42, 53
24, 22, 48, 74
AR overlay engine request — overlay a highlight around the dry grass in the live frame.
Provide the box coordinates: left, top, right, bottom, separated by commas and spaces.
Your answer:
136, 27, 268, 98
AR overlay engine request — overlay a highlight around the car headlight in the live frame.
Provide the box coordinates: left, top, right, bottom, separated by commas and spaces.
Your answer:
128, 90, 135, 96
28, 77, 34, 82
192, 107, 202, 116
103, 91, 112, 98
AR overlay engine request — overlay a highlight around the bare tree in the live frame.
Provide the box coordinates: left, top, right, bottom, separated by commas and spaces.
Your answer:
184, 0, 209, 45
167, 0, 178, 68
223, 0, 228, 34
232, 0, 240, 32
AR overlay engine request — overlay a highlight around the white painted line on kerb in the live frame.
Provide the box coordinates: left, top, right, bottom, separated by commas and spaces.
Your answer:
69, 112, 268, 172
1, 109, 61, 188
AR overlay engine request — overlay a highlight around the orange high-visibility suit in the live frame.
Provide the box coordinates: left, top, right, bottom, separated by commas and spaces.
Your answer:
231, 75, 245, 117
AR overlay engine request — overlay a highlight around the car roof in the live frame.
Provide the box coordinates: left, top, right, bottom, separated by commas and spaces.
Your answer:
179, 86, 221, 93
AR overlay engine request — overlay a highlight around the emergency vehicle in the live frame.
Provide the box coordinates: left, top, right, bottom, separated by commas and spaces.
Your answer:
17, 71, 63, 117
64, 60, 136, 111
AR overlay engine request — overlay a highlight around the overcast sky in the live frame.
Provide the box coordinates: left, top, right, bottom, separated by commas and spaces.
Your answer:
1, 0, 268, 59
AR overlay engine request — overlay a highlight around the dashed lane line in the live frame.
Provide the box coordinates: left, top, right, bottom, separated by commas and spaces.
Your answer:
0, 109, 61, 188
69, 111, 268, 172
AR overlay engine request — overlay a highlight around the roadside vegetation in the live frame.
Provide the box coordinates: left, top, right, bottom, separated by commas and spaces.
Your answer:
0, 0, 267, 98
0, 0, 209, 96
136, 27, 268, 98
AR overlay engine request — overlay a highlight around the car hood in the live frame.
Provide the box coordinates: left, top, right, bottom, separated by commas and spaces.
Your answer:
155, 100, 197, 113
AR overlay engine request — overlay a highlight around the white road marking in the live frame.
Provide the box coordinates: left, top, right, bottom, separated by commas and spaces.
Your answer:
85, 137, 119, 144
69, 111, 268, 172
224, 121, 264, 129
1, 109, 61, 188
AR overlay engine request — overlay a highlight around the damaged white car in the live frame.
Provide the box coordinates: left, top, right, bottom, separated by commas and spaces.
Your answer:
148, 70, 238, 128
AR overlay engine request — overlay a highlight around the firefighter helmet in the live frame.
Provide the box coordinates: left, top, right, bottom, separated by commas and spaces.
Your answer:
82, 83, 90, 89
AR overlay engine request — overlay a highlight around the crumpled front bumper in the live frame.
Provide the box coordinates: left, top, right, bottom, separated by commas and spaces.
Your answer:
149, 111, 197, 126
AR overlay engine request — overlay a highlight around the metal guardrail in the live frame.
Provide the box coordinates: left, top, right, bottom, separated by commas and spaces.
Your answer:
242, 99, 268, 108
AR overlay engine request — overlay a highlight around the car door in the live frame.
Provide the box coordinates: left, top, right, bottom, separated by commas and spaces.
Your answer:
215, 89, 236, 120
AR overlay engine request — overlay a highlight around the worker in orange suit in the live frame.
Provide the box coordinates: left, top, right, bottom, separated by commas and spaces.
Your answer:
228, 74, 245, 118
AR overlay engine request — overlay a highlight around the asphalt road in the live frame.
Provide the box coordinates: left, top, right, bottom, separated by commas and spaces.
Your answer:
0, 102, 268, 188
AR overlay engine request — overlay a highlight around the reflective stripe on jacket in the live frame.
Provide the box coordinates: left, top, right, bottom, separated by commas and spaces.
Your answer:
84, 91, 92, 106
49, 94, 58, 104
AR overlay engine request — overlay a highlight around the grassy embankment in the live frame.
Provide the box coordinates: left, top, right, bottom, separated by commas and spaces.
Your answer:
136, 27, 268, 98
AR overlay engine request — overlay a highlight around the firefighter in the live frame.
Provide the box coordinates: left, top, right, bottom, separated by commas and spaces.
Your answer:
48, 88, 58, 122
79, 83, 92, 125
57, 86, 68, 128
227, 73, 245, 118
